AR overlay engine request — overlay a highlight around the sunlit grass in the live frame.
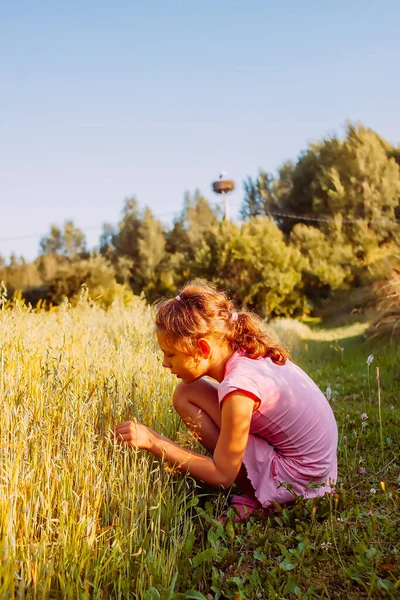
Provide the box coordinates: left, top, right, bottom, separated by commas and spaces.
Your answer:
1, 293, 399, 598
0, 292, 201, 598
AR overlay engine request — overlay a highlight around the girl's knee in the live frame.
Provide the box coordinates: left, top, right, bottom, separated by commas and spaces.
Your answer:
172, 381, 190, 413
172, 378, 221, 425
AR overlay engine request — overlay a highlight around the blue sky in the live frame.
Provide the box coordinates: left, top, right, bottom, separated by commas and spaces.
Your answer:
1, 0, 399, 260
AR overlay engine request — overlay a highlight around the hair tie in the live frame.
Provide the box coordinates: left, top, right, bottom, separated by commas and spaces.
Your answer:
231, 312, 238, 322
175, 295, 182, 302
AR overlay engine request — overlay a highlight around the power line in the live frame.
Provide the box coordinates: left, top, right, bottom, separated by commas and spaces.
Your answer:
266, 210, 400, 224
0, 226, 103, 244
0, 210, 181, 244
0, 208, 399, 246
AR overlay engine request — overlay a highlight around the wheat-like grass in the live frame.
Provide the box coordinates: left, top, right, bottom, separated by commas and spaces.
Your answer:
0, 292, 199, 598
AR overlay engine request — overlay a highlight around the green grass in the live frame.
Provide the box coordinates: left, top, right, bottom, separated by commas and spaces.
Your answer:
0, 296, 399, 599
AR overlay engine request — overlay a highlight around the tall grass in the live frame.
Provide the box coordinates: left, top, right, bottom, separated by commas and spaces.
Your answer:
369, 270, 400, 340
1, 293, 399, 598
0, 291, 200, 598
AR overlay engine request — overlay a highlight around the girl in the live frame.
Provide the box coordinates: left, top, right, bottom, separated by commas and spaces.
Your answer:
114, 281, 338, 519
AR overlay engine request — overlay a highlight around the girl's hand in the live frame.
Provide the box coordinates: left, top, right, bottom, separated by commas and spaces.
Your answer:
113, 420, 154, 450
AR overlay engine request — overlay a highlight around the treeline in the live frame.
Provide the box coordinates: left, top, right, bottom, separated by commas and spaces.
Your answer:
1, 123, 399, 317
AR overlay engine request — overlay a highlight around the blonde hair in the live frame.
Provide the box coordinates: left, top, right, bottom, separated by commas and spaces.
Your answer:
154, 280, 287, 365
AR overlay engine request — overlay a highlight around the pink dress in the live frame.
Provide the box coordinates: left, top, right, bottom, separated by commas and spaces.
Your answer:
218, 352, 338, 507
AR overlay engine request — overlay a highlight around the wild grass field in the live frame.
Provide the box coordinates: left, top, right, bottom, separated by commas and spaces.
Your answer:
0, 292, 399, 599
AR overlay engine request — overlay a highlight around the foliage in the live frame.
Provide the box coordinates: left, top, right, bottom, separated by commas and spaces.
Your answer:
239, 123, 400, 309
0, 255, 42, 294
240, 172, 275, 220
213, 218, 306, 316
289, 222, 356, 302
40, 220, 86, 257
164, 217, 307, 316
165, 191, 219, 261
44, 254, 134, 307
323, 124, 400, 257
106, 198, 172, 300
2, 122, 400, 318
244, 124, 400, 246
112, 196, 142, 266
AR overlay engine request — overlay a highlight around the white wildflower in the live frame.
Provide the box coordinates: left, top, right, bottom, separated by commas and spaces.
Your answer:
370, 488, 376, 495
326, 385, 332, 401
321, 541, 332, 550
367, 354, 374, 366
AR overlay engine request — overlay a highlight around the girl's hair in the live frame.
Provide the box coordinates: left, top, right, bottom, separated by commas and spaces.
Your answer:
154, 280, 287, 365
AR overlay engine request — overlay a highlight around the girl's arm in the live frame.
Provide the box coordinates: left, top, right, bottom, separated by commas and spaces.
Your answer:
114, 392, 255, 488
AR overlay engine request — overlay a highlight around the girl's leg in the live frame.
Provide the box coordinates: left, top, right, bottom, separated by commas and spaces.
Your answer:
172, 379, 256, 498
172, 378, 221, 455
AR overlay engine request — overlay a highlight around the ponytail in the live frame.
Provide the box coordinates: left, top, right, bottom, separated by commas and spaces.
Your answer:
229, 312, 287, 365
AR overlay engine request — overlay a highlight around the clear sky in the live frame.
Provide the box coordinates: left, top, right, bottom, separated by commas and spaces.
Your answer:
1, 0, 399, 261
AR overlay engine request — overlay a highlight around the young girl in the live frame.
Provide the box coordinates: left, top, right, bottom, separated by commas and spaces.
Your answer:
114, 281, 338, 519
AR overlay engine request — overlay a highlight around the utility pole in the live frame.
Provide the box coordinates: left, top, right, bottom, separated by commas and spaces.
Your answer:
212, 172, 235, 221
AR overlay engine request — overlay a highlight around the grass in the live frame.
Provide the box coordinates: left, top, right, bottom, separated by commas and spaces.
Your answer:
369, 272, 400, 341
0, 293, 399, 599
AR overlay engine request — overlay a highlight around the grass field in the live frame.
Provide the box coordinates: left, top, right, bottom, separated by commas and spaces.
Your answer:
1, 293, 399, 599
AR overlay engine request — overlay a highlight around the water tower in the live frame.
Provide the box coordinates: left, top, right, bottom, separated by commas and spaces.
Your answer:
212, 172, 235, 221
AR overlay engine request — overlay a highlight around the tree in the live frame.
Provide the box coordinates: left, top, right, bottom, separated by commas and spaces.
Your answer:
182, 190, 219, 248
289, 221, 356, 303
217, 217, 306, 316
99, 223, 117, 254
0, 254, 42, 294
323, 124, 400, 259
40, 221, 86, 257
165, 191, 219, 287
272, 137, 343, 234
273, 161, 295, 207
240, 177, 264, 219
111, 198, 170, 298
181, 216, 306, 317
136, 207, 166, 294
113, 197, 141, 262
63, 221, 86, 257
270, 124, 400, 248
40, 225, 62, 254
240, 172, 277, 220
45, 254, 132, 307
389, 145, 400, 169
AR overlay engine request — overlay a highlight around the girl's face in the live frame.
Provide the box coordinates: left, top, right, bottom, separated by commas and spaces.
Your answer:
157, 336, 208, 384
